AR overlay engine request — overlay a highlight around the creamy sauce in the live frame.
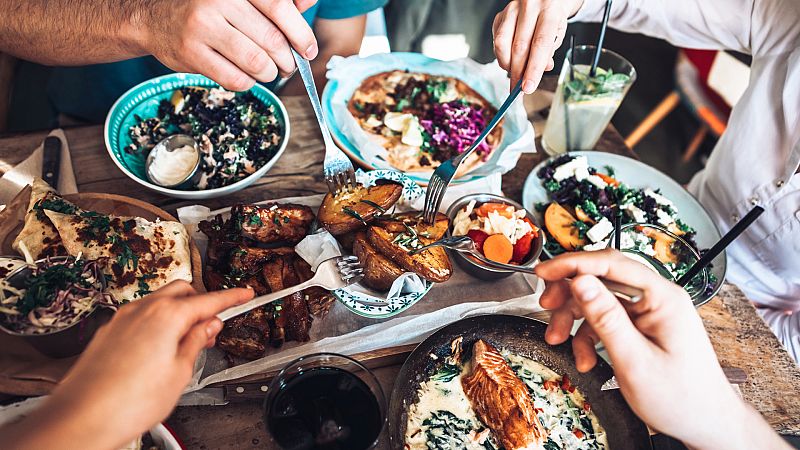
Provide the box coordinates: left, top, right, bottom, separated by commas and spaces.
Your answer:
405, 348, 608, 450
148, 144, 198, 186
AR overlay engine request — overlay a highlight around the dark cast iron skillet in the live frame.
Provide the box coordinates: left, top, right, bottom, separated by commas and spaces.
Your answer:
388, 314, 652, 449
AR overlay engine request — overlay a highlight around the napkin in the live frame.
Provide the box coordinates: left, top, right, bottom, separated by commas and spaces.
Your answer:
0, 129, 78, 205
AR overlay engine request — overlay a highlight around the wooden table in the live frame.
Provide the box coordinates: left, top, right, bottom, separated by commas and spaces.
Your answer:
1, 86, 799, 449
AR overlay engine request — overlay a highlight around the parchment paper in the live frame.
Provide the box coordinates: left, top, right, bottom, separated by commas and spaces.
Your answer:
176, 191, 545, 394
326, 54, 536, 182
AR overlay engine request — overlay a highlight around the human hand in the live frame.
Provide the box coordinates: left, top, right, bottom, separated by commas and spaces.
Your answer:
492, 0, 584, 93
138, 0, 319, 91
535, 250, 786, 450
2, 282, 253, 450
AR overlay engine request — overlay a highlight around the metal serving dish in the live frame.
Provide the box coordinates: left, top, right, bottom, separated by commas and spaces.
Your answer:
445, 193, 544, 280
0, 256, 113, 358
388, 315, 651, 449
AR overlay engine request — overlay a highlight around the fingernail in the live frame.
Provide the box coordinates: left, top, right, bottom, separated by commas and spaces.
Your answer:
206, 320, 223, 338
522, 79, 535, 93
305, 43, 318, 60
573, 277, 601, 302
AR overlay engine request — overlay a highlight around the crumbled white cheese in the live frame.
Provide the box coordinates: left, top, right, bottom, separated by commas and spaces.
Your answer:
437, 81, 460, 103
583, 240, 608, 251
655, 208, 675, 227
365, 115, 382, 128
645, 188, 677, 211
552, 156, 590, 182
383, 112, 424, 147
586, 174, 608, 189
624, 203, 647, 223
587, 217, 614, 243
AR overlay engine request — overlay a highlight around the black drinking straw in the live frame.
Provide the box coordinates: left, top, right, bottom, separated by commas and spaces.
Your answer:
613, 210, 622, 250
590, 0, 613, 77
677, 206, 765, 287
569, 35, 576, 81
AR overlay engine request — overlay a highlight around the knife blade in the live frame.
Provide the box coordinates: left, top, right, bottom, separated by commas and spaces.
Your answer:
601, 366, 748, 391
42, 136, 62, 188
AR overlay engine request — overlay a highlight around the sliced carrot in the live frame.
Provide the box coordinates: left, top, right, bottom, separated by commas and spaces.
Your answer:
482, 233, 514, 264
597, 173, 620, 186
476, 202, 514, 218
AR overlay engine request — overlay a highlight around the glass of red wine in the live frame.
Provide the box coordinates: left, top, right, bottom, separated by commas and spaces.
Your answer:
264, 353, 387, 450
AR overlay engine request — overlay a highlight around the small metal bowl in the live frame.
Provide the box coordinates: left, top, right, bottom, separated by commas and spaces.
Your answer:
145, 134, 203, 189
0, 256, 113, 358
445, 194, 544, 280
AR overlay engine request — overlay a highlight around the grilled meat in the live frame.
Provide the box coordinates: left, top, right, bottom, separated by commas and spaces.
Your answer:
461, 340, 547, 450
232, 203, 314, 244
216, 307, 270, 360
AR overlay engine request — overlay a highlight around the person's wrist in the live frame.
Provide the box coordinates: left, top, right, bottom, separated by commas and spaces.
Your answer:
119, 2, 155, 57
681, 393, 756, 450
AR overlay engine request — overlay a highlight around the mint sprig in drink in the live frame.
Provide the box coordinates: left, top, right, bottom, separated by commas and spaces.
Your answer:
542, 46, 636, 155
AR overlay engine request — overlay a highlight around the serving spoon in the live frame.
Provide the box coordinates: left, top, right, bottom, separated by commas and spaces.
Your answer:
412, 236, 643, 303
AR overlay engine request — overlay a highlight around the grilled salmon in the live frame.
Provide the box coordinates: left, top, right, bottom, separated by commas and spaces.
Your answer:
461, 340, 547, 450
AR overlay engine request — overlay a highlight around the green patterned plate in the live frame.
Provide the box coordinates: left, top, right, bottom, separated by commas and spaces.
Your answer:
104, 73, 290, 200
332, 169, 433, 319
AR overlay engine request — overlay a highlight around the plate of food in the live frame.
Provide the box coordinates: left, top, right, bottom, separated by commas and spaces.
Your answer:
105, 73, 289, 199
194, 170, 451, 362
0, 179, 201, 357
322, 52, 535, 185
522, 152, 726, 305
389, 314, 651, 449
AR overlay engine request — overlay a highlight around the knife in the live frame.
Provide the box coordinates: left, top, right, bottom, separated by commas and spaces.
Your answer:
601, 367, 748, 391
42, 136, 62, 188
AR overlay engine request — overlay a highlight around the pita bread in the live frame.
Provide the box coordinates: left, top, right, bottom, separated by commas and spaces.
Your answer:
348, 70, 503, 174
44, 210, 192, 301
12, 178, 81, 259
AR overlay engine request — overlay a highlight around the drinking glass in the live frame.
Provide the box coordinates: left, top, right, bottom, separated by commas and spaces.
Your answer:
609, 223, 709, 302
542, 45, 637, 155
263, 353, 387, 450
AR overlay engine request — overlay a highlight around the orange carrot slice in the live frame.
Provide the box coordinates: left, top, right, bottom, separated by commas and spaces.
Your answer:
483, 233, 514, 264
476, 202, 514, 218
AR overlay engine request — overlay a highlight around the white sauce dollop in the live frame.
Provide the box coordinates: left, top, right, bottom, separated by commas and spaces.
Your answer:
148, 144, 199, 186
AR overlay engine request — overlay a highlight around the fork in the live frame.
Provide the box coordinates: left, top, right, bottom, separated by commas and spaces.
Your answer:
292, 49, 357, 194
422, 79, 524, 223
412, 236, 644, 303
217, 256, 364, 321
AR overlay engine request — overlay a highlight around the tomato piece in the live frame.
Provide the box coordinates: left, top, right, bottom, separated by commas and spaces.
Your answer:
466, 229, 489, 253
573, 429, 585, 439
583, 401, 592, 412
561, 374, 576, 393
476, 202, 514, 218
512, 232, 534, 263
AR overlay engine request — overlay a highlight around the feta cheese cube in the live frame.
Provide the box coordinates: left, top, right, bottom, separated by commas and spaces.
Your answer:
624, 203, 647, 223
552, 156, 589, 182
645, 188, 677, 211
583, 240, 609, 251
587, 217, 614, 243
655, 208, 675, 226
586, 174, 608, 189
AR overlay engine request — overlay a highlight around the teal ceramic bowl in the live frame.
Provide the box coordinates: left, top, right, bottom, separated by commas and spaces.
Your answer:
104, 73, 290, 200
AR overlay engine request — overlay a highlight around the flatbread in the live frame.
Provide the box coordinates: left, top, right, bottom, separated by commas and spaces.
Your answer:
44, 210, 192, 301
12, 178, 81, 259
348, 70, 504, 174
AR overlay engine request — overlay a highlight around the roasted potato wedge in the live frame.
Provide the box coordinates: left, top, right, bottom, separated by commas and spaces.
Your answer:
544, 203, 586, 251
367, 216, 452, 283
373, 211, 450, 240
352, 231, 405, 291
318, 181, 403, 235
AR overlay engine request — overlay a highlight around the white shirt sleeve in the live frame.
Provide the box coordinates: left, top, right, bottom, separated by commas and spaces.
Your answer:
572, 0, 800, 57
572, 0, 753, 53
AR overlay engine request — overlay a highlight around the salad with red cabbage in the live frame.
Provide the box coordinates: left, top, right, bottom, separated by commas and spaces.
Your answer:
0, 257, 118, 334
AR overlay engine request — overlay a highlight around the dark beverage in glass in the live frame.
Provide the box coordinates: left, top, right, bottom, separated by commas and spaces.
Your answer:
264, 353, 386, 450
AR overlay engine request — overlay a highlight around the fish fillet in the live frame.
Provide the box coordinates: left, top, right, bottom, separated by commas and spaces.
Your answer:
461, 340, 547, 450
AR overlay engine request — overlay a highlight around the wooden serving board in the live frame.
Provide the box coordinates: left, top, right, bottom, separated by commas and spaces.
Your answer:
0, 187, 204, 293
0, 187, 204, 396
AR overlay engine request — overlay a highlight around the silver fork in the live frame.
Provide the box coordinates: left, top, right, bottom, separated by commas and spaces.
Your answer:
292, 49, 357, 194
413, 236, 644, 303
422, 79, 524, 223
217, 256, 364, 321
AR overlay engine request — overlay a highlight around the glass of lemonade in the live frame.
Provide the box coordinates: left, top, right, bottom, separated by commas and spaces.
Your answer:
542, 45, 637, 155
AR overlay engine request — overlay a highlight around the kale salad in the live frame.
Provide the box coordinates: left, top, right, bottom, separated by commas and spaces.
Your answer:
536, 154, 716, 295
126, 87, 284, 190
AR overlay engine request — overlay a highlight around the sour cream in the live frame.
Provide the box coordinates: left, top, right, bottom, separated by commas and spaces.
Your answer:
148, 144, 199, 187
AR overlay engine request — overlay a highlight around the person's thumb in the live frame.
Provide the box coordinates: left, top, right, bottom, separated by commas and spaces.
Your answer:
570, 275, 649, 365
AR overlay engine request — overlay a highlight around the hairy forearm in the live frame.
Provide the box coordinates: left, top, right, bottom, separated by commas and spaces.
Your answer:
0, 0, 149, 65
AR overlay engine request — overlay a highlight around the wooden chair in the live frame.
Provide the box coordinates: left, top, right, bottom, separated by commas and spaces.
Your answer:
625, 49, 739, 162
0, 53, 17, 133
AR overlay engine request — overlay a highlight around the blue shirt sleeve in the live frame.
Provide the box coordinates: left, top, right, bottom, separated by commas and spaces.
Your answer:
315, 0, 387, 20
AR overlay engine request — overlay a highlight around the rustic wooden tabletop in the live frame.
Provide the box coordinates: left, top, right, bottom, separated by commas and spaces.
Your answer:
0, 80, 798, 449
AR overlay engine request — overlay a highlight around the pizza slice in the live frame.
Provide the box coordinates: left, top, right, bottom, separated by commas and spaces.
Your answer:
44, 210, 192, 301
